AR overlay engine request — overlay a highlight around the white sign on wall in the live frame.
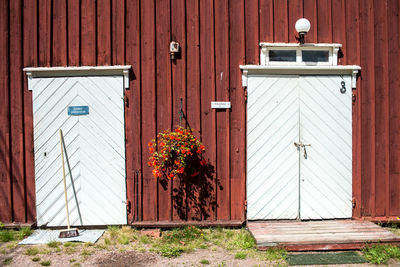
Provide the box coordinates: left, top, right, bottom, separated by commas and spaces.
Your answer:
211, 101, 231, 109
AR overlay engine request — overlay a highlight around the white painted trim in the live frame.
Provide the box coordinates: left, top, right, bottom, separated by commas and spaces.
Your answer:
240, 65, 361, 89
259, 43, 342, 66
23, 65, 132, 90
260, 42, 342, 48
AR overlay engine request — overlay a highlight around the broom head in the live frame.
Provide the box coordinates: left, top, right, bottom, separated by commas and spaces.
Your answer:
59, 228, 79, 238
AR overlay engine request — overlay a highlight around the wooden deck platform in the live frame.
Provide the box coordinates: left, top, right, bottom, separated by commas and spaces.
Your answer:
247, 220, 400, 251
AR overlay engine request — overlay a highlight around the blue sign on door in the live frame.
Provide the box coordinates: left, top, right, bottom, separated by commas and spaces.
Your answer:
68, 106, 89, 116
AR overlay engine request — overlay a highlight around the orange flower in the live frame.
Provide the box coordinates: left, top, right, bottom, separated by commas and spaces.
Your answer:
148, 142, 153, 147
200, 159, 207, 166
149, 147, 154, 153
177, 167, 184, 174
168, 173, 174, 179
152, 169, 159, 178
147, 162, 152, 166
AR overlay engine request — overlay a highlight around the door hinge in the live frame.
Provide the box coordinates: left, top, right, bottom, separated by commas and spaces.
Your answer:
124, 95, 129, 107
244, 88, 248, 102
244, 200, 247, 212
352, 93, 356, 104
126, 200, 132, 214
352, 198, 356, 209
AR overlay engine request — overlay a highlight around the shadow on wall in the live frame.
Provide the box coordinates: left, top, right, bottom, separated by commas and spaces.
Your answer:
159, 143, 221, 221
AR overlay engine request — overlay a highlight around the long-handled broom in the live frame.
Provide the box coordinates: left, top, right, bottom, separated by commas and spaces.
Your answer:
59, 129, 79, 238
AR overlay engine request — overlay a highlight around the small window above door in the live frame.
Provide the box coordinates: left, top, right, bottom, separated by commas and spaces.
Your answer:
260, 43, 341, 66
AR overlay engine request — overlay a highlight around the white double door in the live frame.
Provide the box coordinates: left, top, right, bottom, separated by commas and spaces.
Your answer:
247, 75, 352, 220
31, 76, 127, 226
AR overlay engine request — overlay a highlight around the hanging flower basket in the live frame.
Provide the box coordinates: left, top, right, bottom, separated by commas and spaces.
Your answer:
148, 126, 206, 179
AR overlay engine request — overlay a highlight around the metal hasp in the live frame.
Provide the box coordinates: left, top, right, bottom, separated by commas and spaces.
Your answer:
294, 142, 311, 159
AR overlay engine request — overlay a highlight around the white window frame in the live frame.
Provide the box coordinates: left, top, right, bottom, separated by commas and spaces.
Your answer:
260, 43, 341, 66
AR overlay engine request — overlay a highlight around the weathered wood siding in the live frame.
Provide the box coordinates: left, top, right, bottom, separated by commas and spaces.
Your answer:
0, 0, 399, 224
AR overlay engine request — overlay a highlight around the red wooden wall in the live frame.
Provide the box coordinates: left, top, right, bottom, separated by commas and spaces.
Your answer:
0, 0, 399, 225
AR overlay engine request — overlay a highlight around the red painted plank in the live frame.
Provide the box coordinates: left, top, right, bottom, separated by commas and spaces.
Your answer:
373, 0, 389, 217
388, 0, 400, 216
81, 0, 96, 65
316, 0, 332, 43
199, 0, 216, 221
358, 0, 374, 217
171, 0, 187, 221
0, 0, 11, 223
38, 0, 51, 66
9, 0, 25, 222
303, 0, 317, 43
273, 0, 288, 42
331, 0, 346, 64
52, 0, 67, 66
215, 0, 230, 221
155, 0, 172, 221
68, 0, 80, 66
229, 0, 245, 221
245, 0, 259, 64
259, 0, 274, 42
140, 0, 157, 221
23, 0, 38, 223
97, 0, 111, 65
112, 0, 125, 65
185, 0, 201, 221
343, 0, 361, 218
288, 0, 303, 43
125, 0, 142, 222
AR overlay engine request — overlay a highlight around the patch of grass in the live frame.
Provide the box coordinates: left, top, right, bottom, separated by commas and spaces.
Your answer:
264, 248, 287, 261
118, 234, 130, 245
3, 257, 12, 265
0, 230, 15, 242
25, 247, 40, 256
71, 263, 81, 267
81, 249, 93, 256
40, 260, 51, 266
17, 227, 33, 239
362, 244, 400, 264
32, 256, 41, 262
107, 225, 120, 240
199, 244, 208, 249
69, 258, 76, 263
63, 242, 78, 247
64, 247, 77, 254
199, 259, 210, 264
139, 234, 152, 244
39, 248, 51, 254
84, 242, 93, 247
0, 247, 7, 254
235, 251, 247, 259
225, 229, 255, 250
47, 240, 61, 248
104, 238, 112, 245
158, 245, 184, 257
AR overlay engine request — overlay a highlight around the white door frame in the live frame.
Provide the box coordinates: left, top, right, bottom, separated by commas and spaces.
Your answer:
241, 65, 360, 220
24, 66, 131, 226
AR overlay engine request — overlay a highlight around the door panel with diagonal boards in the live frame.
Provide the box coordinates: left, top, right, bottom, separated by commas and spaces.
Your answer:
299, 75, 352, 219
31, 76, 126, 226
246, 74, 352, 220
247, 75, 300, 220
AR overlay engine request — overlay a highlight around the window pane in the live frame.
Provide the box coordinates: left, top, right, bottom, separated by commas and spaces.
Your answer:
302, 50, 329, 62
269, 50, 296, 62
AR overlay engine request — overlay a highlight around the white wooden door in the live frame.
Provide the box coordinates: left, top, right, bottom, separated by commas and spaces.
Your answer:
31, 76, 127, 226
299, 76, 352, 219
247, 75, 352, 220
